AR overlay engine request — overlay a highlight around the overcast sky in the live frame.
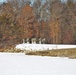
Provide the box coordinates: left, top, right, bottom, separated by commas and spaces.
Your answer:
0, 0, 6, 3
0, 0, 76, 3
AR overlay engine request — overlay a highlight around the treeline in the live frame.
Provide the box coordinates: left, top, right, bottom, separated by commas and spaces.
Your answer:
0, 0, 76, 48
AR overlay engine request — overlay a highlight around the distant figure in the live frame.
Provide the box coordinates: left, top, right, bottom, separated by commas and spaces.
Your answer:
22, 39, 25, 44
31, 38, 37, 44
42, 38, 46, 44
26, 38, 30, 44
38, 38, 42, 44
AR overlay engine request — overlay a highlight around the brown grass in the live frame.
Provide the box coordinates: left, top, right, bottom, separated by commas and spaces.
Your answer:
0, 48, 24, 53
26, 48, 76, 59
0, 48, 76, 59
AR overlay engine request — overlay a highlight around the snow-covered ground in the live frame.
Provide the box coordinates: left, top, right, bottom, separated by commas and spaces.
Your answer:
0, 53, 76, 75
15, 43, 76, 51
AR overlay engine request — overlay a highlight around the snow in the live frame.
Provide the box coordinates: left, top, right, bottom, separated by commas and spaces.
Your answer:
0, 53, 76, 75
15, 43, 76, 51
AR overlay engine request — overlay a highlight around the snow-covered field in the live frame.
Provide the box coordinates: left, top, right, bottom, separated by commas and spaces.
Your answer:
15, 43, 76, 51
0, 53, 76, 75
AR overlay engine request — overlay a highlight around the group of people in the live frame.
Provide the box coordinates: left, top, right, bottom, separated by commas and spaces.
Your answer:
22, 38, 46, 44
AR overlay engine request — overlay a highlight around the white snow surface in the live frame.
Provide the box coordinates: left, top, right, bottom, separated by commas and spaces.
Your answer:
15, 43, 76, 51
0, 53, 76, 75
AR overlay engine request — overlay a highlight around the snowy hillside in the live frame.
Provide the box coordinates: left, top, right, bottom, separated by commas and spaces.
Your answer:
0, 53, 76, 75
15, 43, 76, 51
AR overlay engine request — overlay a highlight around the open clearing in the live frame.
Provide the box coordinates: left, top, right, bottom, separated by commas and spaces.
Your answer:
15, 44, 76, 58
0, 53, 76, 75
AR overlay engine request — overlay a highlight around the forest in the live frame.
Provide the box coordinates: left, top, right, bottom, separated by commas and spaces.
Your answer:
0, 0, 76, 48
